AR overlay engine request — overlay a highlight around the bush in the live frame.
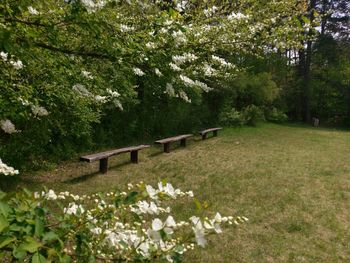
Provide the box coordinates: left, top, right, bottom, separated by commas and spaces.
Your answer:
242, 105, 265, 126
0, 182, 248, 262
219, 108, 245, 126
265, 107, 288, 123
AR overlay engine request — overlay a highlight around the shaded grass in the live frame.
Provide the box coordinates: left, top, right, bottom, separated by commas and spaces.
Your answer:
17, 123, 350, 262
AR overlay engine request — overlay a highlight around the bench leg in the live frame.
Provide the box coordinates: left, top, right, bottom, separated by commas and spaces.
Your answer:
99, 158, 108, 174
164, 143, 170, 153
213, 130, 218, 137
131, 150, 138, 163
202, 133, 207, 140
180, 138, 186, 147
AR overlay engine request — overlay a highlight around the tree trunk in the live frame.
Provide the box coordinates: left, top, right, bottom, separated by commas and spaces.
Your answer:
299, 0, 317, 123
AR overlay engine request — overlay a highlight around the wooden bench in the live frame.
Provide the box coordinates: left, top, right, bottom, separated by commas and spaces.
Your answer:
155, 134, 193, 153
199, 127, 222, 140
80, 145, 150, 174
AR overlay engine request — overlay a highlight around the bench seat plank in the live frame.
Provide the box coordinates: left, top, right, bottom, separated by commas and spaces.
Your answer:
199, 127, 222, 135
155, 134, 193, 144
155, 134, 193, 153
80, 145, 150, 162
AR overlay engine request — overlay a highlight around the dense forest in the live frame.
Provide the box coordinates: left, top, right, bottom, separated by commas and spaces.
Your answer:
0, 0, 349, 170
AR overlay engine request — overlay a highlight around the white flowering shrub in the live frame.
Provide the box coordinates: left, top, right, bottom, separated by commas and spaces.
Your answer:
0, 0, 313, 168
0, 182, 247, 262
0, 159, 19, 176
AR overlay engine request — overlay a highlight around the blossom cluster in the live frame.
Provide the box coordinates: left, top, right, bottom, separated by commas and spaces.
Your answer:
72, 83, 123, 109
31, 182, 248, 262
0, 158, 19, 176
0, 119, 19, 134
0, 51, 23, 70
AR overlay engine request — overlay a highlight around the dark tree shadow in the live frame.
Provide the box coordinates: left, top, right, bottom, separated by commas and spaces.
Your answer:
63, 160, 132, 184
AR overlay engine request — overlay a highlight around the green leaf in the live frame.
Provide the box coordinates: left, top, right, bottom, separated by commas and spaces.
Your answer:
301, 16, 310, 24
193, 198, 202, 211
0, 214, 9, 233
31, 252, 46, 263
59, 254, 72, 263
19, 236, 42, 253
0, 201, 12, 217
13, 246, 27, 260
124, 191, 138, 204
42, 231, 59, 242
34, 217, 44, 237
0, 236, 15, 248
0, 191, 6, 200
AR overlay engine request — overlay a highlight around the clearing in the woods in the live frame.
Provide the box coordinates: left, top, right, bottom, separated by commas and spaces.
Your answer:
20, 124, 350, 262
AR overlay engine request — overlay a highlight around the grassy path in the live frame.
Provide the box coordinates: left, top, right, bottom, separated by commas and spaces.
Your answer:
21, 124, 350, 262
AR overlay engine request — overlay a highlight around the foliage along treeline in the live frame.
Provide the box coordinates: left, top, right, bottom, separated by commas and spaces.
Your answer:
0, 0, 310, 170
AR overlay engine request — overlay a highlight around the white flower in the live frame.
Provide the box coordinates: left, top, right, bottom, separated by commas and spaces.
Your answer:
133, 67, 145, 76
120, 24, 135, 32
0, 159, 19, 176
72, 84, 91, 97
82, 70, 94, 79
165, 216, 176, 228
64, 202, 85, 215
19, 97, 30, 106
169, 63, 182, 72
203, 63, 216, 77
190, 216, 207, 247
155, 68, 163, 76
165, 83, 175, 97
227, 12, 249, 21
172, 53, 198, 65
138, 242, 151, 257
145, 42, 156, 49
157, 182, 182, 198
94, 95, 107, 103
211, 55, 234, 68
131, 201, 161, 215
107, 89, 120, 98
146, 185, 158, 199
186, 191, 194, 197
0, 51, 8, 61
172, 31, 187, 45
212, 212, 221, 222
10, 60, 23, 70
179, 90, 191, 103
204, 6, 218, 17
31, 105, 49, 117
152, 218, 163, 231
91, 227, 102, 235
113, 99, 123, 110
1, 119, 19, 134
179, 75, 195, 87
195, 80, 212, 92
46, 189, 58, 200
175, 0, 188, 12
28, 6, 39, 15
81, 0, 106, 13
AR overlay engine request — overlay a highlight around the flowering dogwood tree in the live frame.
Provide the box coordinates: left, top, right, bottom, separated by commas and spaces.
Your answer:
0, 0, 308, 134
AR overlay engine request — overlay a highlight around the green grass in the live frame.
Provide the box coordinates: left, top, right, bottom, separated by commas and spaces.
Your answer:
18, 123, 350, 262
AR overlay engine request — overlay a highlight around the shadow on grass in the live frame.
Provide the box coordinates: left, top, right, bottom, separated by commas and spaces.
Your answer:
0, 176, 26, 192
63, 160, 132, 184
150, 140, 201, 156
63, 171, 101, 184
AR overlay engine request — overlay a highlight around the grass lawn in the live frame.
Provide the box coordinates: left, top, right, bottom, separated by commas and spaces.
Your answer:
18, 123, 350, 262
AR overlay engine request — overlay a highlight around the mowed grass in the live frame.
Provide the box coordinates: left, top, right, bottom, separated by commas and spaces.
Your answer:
20, 123, 350, 262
